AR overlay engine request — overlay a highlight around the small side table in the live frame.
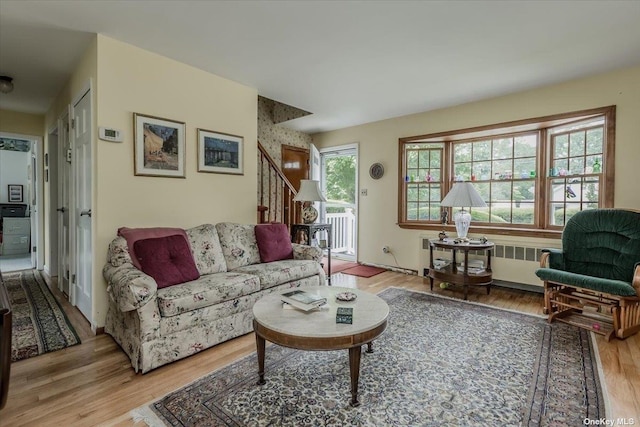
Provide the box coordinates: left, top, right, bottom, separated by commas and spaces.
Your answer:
428, 239, 494, 300
291, 223, 332, 285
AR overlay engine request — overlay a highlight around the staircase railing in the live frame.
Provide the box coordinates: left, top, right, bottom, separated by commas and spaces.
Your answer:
257, 142, 300, 227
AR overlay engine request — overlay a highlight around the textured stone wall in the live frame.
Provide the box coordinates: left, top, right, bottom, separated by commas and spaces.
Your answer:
257, 96, 311, 166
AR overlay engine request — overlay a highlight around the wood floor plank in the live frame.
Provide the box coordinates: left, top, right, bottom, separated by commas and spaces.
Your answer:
1, 271, 638, 426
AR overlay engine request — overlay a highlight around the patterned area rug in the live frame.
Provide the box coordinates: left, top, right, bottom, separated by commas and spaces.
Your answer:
133, 287, 605, 426
4, 269, 80, 361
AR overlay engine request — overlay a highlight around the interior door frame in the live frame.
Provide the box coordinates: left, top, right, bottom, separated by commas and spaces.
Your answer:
46, 123, 59, 278
319, 142, 359, 261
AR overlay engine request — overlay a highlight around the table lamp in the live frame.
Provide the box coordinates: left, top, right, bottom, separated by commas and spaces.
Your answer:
440, 181, 487, 240
293, 179, 327, 224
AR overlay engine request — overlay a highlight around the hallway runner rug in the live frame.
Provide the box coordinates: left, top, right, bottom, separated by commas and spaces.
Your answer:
4, 269, 80, 361
133, 287, 605, 426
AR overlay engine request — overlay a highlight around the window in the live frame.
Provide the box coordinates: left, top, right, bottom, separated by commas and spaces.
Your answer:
404, 144, 443, 221
398, 106, 615, 237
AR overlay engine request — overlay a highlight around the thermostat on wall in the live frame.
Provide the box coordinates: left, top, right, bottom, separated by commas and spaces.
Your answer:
99, 127, 123, 142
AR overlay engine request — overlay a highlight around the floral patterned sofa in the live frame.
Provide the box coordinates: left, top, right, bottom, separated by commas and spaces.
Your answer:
103, 222, 326, 373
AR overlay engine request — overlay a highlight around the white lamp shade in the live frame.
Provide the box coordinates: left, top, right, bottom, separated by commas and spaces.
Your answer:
440, 182, 486, 208
293, 180, 327, 202
441, 182, 486, 239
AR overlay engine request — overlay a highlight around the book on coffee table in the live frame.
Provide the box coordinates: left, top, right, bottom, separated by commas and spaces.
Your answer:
281, 290, 327, 312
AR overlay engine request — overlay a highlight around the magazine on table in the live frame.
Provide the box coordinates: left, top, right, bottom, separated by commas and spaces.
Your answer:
281, 290, 327, 312
282, 302, 329, 311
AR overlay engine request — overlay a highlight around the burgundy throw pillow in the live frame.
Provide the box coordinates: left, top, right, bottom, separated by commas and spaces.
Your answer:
133, 235, 200, 289
255, 223, 294, 263
118, 227, 188, 270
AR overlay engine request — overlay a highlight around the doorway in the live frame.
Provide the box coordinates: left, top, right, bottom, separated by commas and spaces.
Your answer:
0, 132, 41, 273
320, 144, 358, 261
281, 145, 310, 225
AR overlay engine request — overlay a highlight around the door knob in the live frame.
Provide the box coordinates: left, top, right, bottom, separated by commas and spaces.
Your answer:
57, 207, 66, 213
80, 209, 92, 217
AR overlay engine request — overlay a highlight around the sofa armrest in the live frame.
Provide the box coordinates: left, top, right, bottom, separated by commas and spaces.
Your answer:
292, 243, 323, 263
103, 263, 158, 312
540, 248, 565, 270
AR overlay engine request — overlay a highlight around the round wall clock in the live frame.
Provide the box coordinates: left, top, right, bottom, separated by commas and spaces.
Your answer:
369, 162, 384, 179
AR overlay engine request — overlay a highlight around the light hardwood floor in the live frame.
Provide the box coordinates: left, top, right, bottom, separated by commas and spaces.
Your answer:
1, 271, 638, 426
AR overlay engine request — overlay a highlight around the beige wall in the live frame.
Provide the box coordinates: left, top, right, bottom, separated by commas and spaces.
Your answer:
40, 35, 258, 329
313, 65, 640, 286
40, 38, 99, 283
93, 35, 258, 326
0, 109, 44, 136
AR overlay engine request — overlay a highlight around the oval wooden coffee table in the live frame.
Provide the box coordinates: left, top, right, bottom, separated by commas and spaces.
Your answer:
253, 286, 389, 407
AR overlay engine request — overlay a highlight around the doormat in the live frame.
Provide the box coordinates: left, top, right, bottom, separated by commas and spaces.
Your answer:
341, 265, 387, 278
3, 269, 80, 361
132, 287, 605, 426
325, 259, 359, 275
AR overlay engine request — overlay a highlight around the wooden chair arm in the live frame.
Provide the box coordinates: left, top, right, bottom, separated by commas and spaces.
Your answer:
633, 264, 640, 295
539, 251, 549, 268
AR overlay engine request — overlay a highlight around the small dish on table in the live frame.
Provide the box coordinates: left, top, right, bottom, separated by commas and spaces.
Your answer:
336, 291, 357, 302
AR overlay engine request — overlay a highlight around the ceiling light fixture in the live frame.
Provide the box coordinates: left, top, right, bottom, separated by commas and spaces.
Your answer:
0, 76, 14, 94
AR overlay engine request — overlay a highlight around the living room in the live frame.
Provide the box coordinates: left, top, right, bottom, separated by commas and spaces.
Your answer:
1, 1, 639, 425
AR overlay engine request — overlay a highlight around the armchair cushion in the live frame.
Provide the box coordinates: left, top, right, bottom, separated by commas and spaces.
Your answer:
134, 235, 200, 289
536, 267, 636, 296
560, 209, 640, 283
254, 223, 294, 263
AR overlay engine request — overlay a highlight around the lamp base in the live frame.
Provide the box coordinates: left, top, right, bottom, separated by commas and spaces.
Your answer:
453, 209, 471, 239
302, 205, 318, 224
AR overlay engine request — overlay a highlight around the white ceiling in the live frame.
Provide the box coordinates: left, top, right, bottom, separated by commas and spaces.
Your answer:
1, 1, 640, 134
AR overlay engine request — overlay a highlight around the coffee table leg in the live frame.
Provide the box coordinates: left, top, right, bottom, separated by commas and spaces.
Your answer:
348, 346, 362, 407
255, 332, 266, 385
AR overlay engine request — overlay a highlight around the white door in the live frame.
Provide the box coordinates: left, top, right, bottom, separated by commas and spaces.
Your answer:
58, 114, 71, 296
72, 90, 92, 322
47, 126, 59, 278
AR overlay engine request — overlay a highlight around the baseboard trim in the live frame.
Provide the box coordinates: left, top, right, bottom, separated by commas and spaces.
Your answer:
362, 262, 418, 275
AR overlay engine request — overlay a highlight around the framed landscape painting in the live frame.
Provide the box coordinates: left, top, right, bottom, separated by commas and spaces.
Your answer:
197, 129, 244, 175
134, 113, 186, 178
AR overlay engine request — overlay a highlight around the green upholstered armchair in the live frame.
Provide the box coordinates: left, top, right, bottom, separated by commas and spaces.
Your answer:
535, 209, 640, 341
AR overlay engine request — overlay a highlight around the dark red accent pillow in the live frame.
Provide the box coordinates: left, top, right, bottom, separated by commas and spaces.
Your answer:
118, 227, 189, 270
133, 235, 200, 289
254, 223, 294, 263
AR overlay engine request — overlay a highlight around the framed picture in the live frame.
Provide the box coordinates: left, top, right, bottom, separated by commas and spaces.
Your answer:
134, 113, 186, 178
8, 184, 23, 202
197, 129, 244, 175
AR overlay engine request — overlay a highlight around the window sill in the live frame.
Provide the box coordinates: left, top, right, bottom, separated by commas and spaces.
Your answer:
398, 222, 563, 239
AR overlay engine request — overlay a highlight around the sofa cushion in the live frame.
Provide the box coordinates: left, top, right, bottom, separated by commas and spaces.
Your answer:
156, 272, 260, 317
233, 259, 323, 290
118, 227, 189, 270
134, 235, 200, 289
255, 223, 294, 262
186, 224, 227, 275
215, 222, 261, 270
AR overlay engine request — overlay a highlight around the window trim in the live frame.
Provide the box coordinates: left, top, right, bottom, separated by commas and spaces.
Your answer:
397, 106, 615, 239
